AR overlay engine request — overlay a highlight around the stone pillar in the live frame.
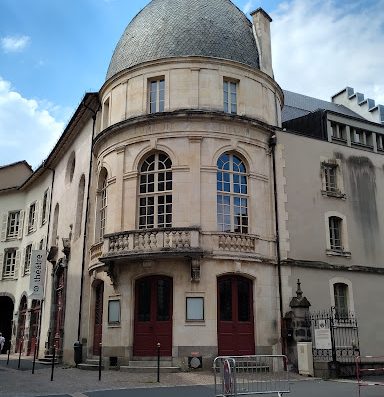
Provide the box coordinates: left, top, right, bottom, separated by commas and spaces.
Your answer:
284, 279, 311, 370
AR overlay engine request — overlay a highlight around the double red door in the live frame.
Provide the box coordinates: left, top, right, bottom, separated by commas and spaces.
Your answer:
93, 282, 104, 355
134, 276, 173, 356
217, 275, 255, 356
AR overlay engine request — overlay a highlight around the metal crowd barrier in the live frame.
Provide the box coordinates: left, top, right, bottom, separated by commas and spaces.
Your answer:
356, 355, 384, 394
213, 355, 290, 396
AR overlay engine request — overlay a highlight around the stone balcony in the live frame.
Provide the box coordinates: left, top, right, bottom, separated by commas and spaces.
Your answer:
88, 228, 274, 271
89, 227, 203, 268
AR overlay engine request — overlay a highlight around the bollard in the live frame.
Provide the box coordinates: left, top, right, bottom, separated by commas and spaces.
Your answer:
157, 342, 161, 383
17, 344, 22, 369
98, 343, 102, 381
32, 343, 37, 374
6, 345, 10, 365
50, 345, 56, 381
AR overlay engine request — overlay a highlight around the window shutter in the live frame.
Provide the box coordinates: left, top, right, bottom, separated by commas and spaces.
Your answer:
35, 200, 40, 231
0, 252, 4, 280
21, 247, 26, 277
18, 210, 25, 240
1, 213, 7, 242
14, 250, 21, 280
25, 205, 30, 236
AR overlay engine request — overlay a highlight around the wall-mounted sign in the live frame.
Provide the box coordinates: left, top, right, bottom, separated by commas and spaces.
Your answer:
29, 250, 46, 300
315, 320, 332, 350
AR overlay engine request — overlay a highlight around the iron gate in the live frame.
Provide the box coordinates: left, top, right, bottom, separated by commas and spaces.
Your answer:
308, 307, 359, 377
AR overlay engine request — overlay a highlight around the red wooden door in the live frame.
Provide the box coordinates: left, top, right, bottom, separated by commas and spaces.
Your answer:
16, 296, 27, 353
134, 276, 172, 356
93, 282, 104, 355
28, 300, 40, 355
217, 275, 255, 356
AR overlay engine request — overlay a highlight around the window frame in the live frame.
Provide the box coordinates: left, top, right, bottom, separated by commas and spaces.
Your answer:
108, 299, 121, 325
186, 297, 205, 322
41, 189, 49, 226
7, 211, 20, 239
320, 158, 345, 199
217, 152, 248, 234
138, 152, 172, 229
27, 202, 36, 234
24, 244, 32, 276
223, 78, 238, 114
324, 211, 350, 257
3, 248, 17, 278
148, 77, 165, 114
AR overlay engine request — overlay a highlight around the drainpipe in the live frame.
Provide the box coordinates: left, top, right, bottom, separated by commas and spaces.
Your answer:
37, 165, 55, 356
77, 102, 99, 342
269, 134, 285, 354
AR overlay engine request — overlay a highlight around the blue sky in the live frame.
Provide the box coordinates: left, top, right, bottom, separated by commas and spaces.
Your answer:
1, 0, 383, 169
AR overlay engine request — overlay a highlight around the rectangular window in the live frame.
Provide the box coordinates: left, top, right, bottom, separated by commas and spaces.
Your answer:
376, 134, 384, 151
28, 203, 36, 234
223, 80, 237, 114
329, 217, 342, 250
324, 165, 337, 192
149, 78, 165, 113
3, 249, 16, 278
331, 122, 346, 141
24, 244, 32, 275
108, 300, 121, 324
42, 190, 49, 225
7, 211, 20, 239
334, 283, 348, 318
186, 297, 204, 321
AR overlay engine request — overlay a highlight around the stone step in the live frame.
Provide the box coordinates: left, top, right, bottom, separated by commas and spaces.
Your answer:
77, 362, 104, 371
128, 360, 173, 367
120, 365, 180, 373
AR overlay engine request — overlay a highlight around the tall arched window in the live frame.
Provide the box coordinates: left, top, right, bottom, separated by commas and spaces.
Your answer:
217, 153, 248, 233
138, 152, 172, 229
74, 175, 85, 240
96, 169, 108, 242
334, 282, 348, 318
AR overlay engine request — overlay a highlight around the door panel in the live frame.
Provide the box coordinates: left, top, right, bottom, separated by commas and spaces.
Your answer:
93, 282, 104, 355
218, 275, 255, 356
134, 276, 172, 356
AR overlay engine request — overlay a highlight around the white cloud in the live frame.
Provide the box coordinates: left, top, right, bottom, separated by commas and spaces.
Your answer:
0, 77, 65, 169
1, 35, 31, 53
271, 0, 384, 104
243, 0, 256, 14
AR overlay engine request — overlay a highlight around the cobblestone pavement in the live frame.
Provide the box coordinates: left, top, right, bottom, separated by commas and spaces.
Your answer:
0, 354, 312, 397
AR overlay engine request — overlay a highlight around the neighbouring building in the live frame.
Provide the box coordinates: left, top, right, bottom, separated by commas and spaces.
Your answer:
0, 0, 383, 372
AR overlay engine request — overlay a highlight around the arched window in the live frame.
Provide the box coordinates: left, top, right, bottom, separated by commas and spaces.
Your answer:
74, 175, 85, 240
329, 216, 342, 250
97, 170, 108, 242
138, 152, 172, 229
334, 282, 348, 318
217, 153, 248, 233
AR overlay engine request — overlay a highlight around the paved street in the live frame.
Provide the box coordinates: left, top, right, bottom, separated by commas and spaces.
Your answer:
1, 355, 383, 397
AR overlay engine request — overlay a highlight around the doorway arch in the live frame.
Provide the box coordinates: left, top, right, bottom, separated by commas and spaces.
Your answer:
0, 294, 14, 353
16, 295, 27, 353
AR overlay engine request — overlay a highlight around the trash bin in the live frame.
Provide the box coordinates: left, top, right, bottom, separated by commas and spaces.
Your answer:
73, 341, 82, 366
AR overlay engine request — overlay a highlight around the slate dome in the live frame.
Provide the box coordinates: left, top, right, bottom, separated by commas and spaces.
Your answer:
106, 0, 260, 80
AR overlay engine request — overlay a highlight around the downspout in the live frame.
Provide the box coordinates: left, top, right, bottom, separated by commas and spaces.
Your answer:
77, 103, 99, 342
269, 134, 285, 354
37, 165, 55, 356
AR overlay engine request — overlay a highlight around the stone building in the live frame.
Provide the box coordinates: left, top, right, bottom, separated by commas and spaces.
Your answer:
0, 0, 383, 371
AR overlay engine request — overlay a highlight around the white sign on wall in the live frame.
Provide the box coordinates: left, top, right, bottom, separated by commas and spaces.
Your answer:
29, 250, 47, 300
314, 320, 332, 350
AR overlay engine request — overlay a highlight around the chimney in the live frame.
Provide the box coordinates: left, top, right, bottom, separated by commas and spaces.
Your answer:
250, 8, 273, 78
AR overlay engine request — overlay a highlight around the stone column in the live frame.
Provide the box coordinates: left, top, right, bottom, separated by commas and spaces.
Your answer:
284, 279, 311, 370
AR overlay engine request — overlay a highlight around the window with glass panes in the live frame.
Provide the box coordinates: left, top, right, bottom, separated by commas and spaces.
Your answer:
42, 190, 48, 224
99, 176, 107, 242
139, 153, 172, 229
28, 203, 36, 233
324, 164, 337, 192
3, 249, 16, 278
223, 80, 237, 114
217, 153, 248, 233
149, 78, 165, 113
329, 216, 342, 250
334, 283, 348, 318
7, 211, 20, 238
24, 244, 32, 275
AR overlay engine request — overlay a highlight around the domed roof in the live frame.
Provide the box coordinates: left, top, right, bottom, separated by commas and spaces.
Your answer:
106, 0, 260, 80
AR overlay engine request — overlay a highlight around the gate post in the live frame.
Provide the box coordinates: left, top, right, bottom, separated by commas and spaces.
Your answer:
284, 279, 311, 371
